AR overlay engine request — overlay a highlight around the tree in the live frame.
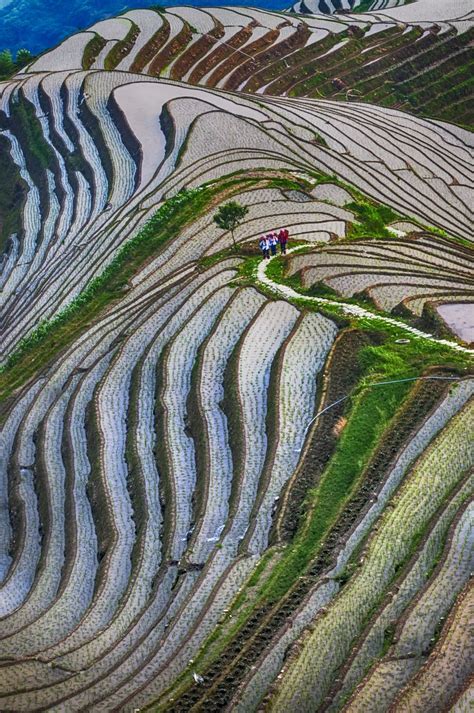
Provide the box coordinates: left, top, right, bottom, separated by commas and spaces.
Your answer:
213, 201, 248, 252
16, 48, 33, 68
0, 49, 14, 78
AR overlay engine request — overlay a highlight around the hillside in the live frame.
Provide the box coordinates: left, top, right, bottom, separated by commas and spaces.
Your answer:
0, 0, 288, 57
0, 0, 413, 57
21, 2, 474, 127
0, 2, 472, 712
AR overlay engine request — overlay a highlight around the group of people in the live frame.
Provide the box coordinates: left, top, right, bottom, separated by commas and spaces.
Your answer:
259, 229, 289, 259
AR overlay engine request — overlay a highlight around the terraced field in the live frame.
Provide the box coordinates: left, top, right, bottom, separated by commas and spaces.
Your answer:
287, 234, 474, 339
292, 0, 407, 13
23, 1, 474, 127
0, 0, 473, 711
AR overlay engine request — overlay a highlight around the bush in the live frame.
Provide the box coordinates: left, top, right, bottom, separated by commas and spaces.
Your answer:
0, 49, 14, 79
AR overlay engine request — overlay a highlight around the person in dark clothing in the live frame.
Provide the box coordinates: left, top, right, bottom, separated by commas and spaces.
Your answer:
278, 228, 289, 255
270, 233, 278, 256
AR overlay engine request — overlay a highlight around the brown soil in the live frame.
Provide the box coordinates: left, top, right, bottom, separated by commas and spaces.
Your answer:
170, 23, 225, 81
332, 415, 347, 437
148, 24, 193, 76
130, 22, 171, 74
242, 23, 312, 94
188, 24, 255, 86
262, 33, 344, 96
220, 29, 281, 92
104, 23, 141, 70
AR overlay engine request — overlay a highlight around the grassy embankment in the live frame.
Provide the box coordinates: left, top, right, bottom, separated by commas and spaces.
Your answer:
0, 135, 26, 254
1, 156, 463, 406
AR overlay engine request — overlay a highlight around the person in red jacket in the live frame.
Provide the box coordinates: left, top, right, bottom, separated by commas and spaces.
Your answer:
278, 228, 289, 255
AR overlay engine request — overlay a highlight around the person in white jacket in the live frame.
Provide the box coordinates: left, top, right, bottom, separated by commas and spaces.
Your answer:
259, 235, 270, 259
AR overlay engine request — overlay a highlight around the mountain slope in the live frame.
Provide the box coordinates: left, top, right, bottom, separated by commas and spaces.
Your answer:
24, 4, 474, 128
0, 3, 472, 712
1, 68, 471, 361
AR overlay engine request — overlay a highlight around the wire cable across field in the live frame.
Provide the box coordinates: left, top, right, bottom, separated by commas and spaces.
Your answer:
294, 374, 463, 453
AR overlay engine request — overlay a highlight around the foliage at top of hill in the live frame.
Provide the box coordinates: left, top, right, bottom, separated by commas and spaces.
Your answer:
0, 47, 33, 79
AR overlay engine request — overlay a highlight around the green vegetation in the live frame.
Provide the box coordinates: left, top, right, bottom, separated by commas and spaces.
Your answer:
0, 136, 26, 253
263, 249, 406, 318
154, 211, 472, 693
351, 0, 378, 11
9, 96, 55, 171
104, 21, 140, 70
305, 170, 469, 246
82, 34, 107, 70
262, 381, 409, 600
277, 21, 474, 128
347, 200, 399, 240
151, 320, 470, 707
301, 170, 410, 240
0, 48, 33, 79
2, 3, 472, 707
0, 186, 209, 402
273, 405, 472, 710
353, 0, 417, 13
236, 255, 263, 282
4, 163, 454, 709
259, 333, 469, 603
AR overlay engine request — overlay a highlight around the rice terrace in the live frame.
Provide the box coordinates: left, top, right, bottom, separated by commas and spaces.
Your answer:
0, 0, 472, 710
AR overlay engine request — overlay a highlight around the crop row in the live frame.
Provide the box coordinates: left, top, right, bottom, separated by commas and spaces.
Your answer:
22, 4, 472, 128
393, 578, 473, 712
0, 237, 340, 710
1, 3, 471, 710
2, 58, 472, 363
158, 334, 472, 711
291, 0, 406, 12
330, 475, 472, 711
229, 376, 473, 712
272, 397, 474, 710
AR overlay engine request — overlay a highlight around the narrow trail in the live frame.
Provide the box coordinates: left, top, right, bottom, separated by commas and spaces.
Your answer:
257, 247, 473, 355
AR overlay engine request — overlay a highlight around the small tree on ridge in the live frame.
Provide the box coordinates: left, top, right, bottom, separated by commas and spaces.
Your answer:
16, 49, 33, 69
213, 201, 248, 252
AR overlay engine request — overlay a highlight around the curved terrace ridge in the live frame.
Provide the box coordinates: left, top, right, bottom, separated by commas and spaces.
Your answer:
257, 246, 474, 355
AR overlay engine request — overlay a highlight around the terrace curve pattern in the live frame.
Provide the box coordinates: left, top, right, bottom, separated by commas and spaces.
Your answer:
0, 1, 473, 712
24, 0, 474, 126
